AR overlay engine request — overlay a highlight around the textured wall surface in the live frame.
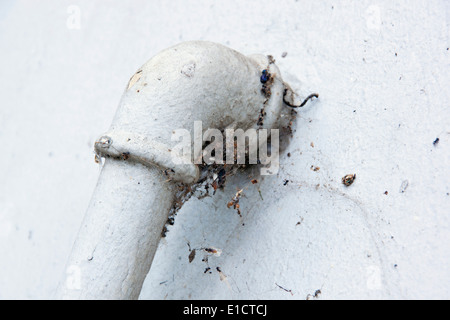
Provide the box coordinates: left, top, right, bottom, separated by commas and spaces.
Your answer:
0, 0, 449, 299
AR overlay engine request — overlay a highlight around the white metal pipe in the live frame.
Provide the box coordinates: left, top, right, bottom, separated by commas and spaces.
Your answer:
58, 41, 298, 299
59, 160, 175, 299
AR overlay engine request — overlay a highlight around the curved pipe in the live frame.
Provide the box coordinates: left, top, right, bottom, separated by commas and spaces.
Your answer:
59, 160, 174, 299
58, 41, 298, 299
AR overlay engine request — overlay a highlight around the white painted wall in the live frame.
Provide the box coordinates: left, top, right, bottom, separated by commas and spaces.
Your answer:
0, 0, 449, 299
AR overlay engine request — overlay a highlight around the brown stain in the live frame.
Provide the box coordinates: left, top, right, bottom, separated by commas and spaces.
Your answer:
127, 70, 142, 89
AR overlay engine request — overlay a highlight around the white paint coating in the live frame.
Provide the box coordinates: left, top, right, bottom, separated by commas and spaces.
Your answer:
59, 41, 290, 299
58, 160, 175, 299
0, 0, 449, 300
96, 41, 288, 184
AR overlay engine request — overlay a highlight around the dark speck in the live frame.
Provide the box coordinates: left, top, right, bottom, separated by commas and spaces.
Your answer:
260, 70, 270, 83
433, 138, 439, 146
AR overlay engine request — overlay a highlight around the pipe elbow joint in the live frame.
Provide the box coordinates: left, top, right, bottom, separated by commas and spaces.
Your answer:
95, 41, 290, 184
